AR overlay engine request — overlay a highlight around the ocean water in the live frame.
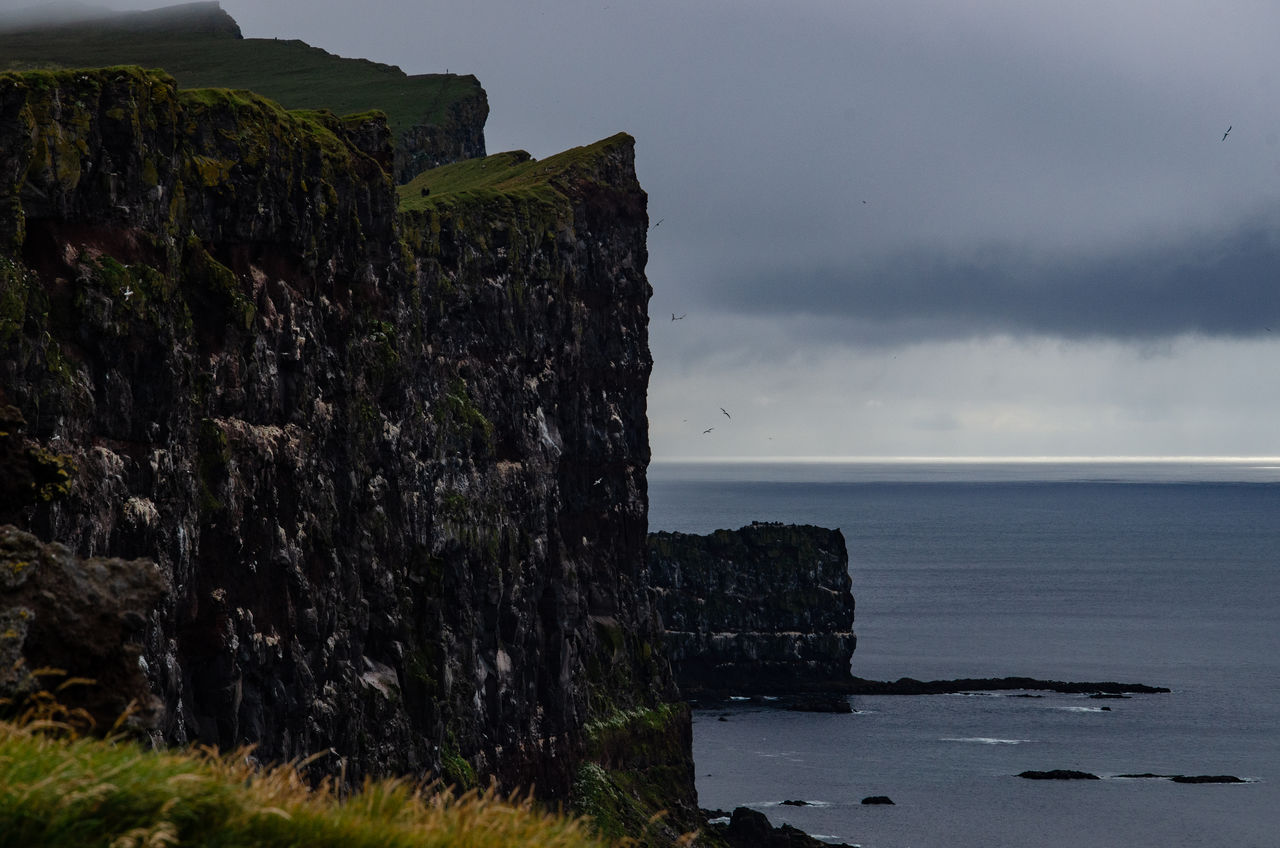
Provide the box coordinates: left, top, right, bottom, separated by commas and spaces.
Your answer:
648, 461, 1280, 848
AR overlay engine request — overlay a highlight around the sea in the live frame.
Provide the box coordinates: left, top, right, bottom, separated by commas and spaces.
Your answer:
647, 460, 1280, 848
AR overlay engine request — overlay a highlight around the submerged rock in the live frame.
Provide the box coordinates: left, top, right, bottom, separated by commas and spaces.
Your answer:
786, 694, 853, 713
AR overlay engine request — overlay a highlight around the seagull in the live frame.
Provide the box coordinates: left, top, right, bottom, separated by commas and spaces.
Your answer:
651, 218, 664, 229
122, 286, 133, 300
720, 407, 731, 419
1222, 125, 1232, 141
702, 427, 714, 434
671, 312, 686, 321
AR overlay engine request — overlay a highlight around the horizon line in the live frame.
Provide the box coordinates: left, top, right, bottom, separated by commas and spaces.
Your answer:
651, 455, 1280, 464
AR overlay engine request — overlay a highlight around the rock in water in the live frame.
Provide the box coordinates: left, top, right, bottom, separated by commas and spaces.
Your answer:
1018, 770, 1101, 780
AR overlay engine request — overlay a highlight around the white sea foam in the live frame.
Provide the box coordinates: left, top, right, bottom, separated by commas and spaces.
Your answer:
941, 736, 1031, 744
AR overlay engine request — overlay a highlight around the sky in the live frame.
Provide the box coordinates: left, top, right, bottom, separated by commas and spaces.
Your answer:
7, 0, 1280, 460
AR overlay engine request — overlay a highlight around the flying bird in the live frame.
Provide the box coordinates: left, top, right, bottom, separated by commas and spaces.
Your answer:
720, 407, 731, 419
1222, 125, 1232, 141
702, 427, 714, 434
671, 312, 686, 321
651, 218, 664, 229
122, 286, 133, 300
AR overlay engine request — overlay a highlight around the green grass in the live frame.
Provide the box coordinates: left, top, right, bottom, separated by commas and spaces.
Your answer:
398, 133, 634, 213
0, 716, 609, 848
0, 18, 480, 140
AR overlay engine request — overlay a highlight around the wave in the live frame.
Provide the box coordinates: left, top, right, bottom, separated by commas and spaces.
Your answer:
941, 736, 1031, 744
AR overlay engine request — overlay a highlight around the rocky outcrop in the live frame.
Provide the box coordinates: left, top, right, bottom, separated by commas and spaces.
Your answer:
841, 676, 1170, 695
715, 806, 859, 848
0, 65, 681, 819
1, 523, 170, 729
1, 405, 170, 729
649, 523, 856, 696
1018, 770, 1101, 780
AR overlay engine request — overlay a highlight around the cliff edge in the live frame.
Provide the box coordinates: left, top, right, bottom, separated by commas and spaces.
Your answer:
0, 66, 693, 838
0, 3, 487, 182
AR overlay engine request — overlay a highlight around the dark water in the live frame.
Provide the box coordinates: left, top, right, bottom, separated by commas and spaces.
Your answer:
648, 461, 1280, 848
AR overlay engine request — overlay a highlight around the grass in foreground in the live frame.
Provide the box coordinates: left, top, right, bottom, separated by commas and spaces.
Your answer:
0, 710, 607, 848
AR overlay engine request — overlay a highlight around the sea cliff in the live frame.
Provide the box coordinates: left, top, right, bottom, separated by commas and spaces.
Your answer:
0, 2, 487, 183
649, 523, 856, 696
0, 65, 695, 837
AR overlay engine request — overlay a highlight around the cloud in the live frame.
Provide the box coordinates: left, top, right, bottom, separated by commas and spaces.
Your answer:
649, 328, 1280, 458
693, 209, 1280, 343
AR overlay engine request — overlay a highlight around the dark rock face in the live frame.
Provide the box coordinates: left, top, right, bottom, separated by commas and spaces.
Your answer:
393, 87, 488, 183
720, 806, 859, 848
648, 523, 855, 695
1, 523, 170, 729
0, 66, 678, 808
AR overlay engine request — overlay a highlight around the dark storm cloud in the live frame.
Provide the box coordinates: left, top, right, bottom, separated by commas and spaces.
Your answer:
704, 211, 1280, 343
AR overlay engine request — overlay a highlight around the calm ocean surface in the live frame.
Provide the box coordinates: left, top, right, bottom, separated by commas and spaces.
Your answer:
648, 461, 1280, 848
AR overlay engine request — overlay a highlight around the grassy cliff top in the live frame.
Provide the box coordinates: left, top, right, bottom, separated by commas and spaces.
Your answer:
0, 715, 607, 848
397, 133, 638, 213
0, 3, 481, 138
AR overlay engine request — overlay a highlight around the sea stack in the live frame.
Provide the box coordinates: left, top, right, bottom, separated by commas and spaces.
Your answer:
648, 522, 856, 696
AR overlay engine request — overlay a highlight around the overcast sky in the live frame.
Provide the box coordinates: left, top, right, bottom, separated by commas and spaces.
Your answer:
9, 0, 1280, 459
